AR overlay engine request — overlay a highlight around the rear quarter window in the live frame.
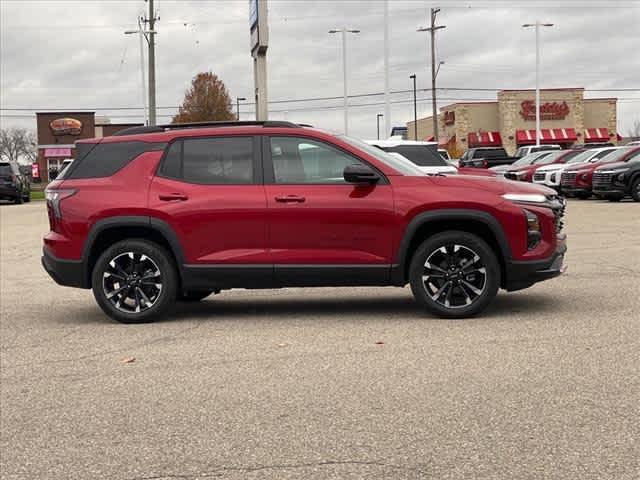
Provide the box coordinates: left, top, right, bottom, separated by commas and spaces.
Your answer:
66, 141, 165, 179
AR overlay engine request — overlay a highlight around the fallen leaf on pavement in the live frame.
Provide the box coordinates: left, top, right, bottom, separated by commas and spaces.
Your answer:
120, 357, 136, 364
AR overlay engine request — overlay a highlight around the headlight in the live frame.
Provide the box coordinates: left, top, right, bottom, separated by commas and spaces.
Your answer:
502, 193, 547, 204
524, 209, 541, 250
617, 172, 626, 181
550, 173, 558, 182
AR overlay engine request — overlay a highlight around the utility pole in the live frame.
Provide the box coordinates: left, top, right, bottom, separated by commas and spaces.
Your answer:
523, 21, 554, 146
377, 113, 383, 140
383, 0, 391, 138
236, 97, 246, 120
124, 18, 148, 125
409, 74, 418, 140
329, 28, 360, 135
143, 0, 159, 126
418, 9, 446, 144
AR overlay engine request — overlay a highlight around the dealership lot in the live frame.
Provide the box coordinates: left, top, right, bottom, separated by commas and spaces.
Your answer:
1, 200, 638, 479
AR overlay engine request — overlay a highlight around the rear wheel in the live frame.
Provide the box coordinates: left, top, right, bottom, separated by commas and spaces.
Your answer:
409, 231, 500, 319
14, 194, 23, 205
607, 196, 622, 202
91, 239, 177, 323
576, 192, 591, 200
632, 179, 640, 202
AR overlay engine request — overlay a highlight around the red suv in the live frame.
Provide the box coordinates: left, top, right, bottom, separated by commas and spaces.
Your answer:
42, 122, 567, 323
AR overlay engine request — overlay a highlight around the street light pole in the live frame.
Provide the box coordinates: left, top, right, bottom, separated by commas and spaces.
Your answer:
523, 21, 554, 147
418, 9, 446, 144
236, 97, 246, 121
125, 20, 148, 125
377, 113, 383, 140
383, 0, 391, 138
144, 0, 158, 126
409, 74, 418, 140
329, 28, 360, 135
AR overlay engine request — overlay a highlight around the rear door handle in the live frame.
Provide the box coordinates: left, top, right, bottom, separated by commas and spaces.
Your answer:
275, 195, 306, 203
159, 193, 189, 202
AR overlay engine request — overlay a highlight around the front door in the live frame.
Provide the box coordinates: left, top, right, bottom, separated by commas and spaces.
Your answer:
148, 135, 271, 288
264, 136, 395, 286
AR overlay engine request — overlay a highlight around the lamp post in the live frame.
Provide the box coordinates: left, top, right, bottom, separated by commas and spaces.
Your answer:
409, 74, 418, 140
523, 21, 554, 146
125, 20, 149, 125
236, 97, 247, 121
329, 28, 360, 135
376, 113, 384, 140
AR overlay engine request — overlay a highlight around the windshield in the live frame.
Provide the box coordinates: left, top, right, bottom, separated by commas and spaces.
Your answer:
511, 151, 548, 167
0, 164, 13, 176
340, 136, 425, 176
533, 150, 568, 165
567, 150, 598, 164
595, 147, 634, 164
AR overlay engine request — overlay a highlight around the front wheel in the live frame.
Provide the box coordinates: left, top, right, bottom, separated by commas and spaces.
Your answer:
92, 239, 177, 323
409, 231, 500, 319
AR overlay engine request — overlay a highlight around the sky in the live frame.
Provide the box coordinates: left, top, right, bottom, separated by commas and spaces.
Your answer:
1, 0, 639, 140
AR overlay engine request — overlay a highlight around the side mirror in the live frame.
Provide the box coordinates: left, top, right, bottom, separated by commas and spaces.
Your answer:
344, 164, 380, 185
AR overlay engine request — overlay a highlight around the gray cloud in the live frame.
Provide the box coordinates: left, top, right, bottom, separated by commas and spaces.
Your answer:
1, 0, 639, 138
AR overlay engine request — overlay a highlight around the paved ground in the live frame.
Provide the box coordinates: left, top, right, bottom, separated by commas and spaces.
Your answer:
1, 199, 638, 480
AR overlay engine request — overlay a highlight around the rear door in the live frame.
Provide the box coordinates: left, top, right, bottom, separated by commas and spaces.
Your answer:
148, 135, 271, 286
264, 135, 395, 286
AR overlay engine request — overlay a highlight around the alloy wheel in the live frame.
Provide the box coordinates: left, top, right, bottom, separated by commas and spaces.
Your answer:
102, 252, 162, 313
422, 244, 487, 309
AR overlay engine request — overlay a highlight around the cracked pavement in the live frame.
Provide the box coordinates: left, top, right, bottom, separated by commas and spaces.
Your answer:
1, 199, 639, 480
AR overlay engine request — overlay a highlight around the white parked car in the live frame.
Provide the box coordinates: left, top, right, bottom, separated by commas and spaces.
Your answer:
489, 150, 556, 177
514, 144, 562, 158
366, 139, 457, 175
532, 146, 622, 190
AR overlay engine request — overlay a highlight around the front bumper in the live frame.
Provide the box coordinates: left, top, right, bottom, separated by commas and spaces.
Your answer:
561, 186, 591, 196
41, 247, 88, 289
593, 186, 626, 196
504, 235, 567, 292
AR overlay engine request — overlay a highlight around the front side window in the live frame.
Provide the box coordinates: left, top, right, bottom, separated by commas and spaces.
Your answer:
270, 137, 365, 184
160, 136, 254, 184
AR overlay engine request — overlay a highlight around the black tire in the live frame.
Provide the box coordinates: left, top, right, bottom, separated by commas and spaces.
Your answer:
91, 239, 177, 323
576, 192, 591, 200
632, 178, 640, 202
409, 231, 500, 319
178, 290, 214, 302
23, 191, 31, 203
14, 194, 23, 205
607, 196, 622, 202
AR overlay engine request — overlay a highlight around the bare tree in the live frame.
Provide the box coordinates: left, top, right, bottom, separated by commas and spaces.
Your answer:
0, 128, 37, 164
627, 119, 640, 138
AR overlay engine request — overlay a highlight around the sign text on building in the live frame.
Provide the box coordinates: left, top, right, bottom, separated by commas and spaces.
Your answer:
519, 100, 570, 121
49, 118, 83, 136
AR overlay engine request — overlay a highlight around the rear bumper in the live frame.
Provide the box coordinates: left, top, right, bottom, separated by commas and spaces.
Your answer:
504, 236, 567, 292
41, 247, 88, 289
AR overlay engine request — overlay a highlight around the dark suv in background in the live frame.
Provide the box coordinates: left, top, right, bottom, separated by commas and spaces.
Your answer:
42, 121, 567, 323
0, 162, 30, 204
592, 146, 640, 201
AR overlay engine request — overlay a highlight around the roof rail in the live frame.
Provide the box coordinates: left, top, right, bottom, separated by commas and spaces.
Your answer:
113, 120, 302, 137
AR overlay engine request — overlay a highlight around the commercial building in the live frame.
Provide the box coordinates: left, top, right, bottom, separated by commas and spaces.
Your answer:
35, 112, 142, 182
407, 88, 618, 156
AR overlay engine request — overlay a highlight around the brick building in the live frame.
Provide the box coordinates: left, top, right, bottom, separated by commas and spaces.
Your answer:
35, 112, 142, 182
407, 88, 618, 156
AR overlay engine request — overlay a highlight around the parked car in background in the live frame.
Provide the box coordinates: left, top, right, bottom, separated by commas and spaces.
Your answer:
458, 147, 518, 168
561, 146, 630, 198
42, 121, 567, 323
0, 162, 30, 204
390, 126, 408, 139
368, 139, 494, 177
490, 151, 555, 177
627, 140, 640, 146
505, 150, 584, 182
533, 146, 619, 192
514, 144, 562, 158
592, 147, 640, 201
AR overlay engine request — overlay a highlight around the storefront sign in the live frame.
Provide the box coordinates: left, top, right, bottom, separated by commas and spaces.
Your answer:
49, 118, 83, 136
443, 111, 455, 125
31, 163, 40, 178
519, 100, 570, 121
44, 147, 72, 157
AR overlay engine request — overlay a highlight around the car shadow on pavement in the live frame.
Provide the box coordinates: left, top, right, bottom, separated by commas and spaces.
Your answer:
58, 289, 564, 325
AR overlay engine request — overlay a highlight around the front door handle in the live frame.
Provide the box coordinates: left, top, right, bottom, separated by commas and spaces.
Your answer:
159, 193, 189, 202
275, 195, 306, 203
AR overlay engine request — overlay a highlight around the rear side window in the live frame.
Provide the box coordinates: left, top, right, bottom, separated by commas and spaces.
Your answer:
160, 136, 254, 185
66, 141, 162, 179
0, 164, 13, 176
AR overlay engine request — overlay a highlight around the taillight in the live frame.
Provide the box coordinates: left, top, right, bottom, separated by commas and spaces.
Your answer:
45, 188, 76, 219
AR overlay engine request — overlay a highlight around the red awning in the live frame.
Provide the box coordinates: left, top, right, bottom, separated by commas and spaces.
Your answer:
584, 128, 611, 142
515, 128, 577, 145
467, 131, 502, 147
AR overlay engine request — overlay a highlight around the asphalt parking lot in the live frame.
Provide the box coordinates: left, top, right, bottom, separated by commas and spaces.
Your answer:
0, 199, 638, 480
